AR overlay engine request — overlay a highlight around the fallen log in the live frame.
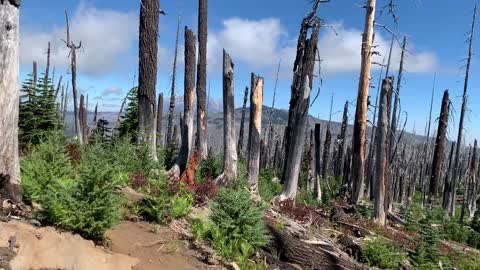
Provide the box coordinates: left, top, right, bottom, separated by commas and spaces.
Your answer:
265, 223, 362, 270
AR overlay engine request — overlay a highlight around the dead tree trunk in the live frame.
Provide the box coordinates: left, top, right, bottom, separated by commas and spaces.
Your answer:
138, 0, 159, 159
64, 11, 83, 144
79, 95, 88, 145
465, 140, 478, 219
373, 77, 393, 226
156, 92, 164, 147
196, 0, 208, 158
322, 127, 332, 180
283, 2, 321, 183
267, 60, 281, 156
32, 61, 37, 94
216, 50, 237, 186
169, 27, 196, 178
314, 124, 322, 201
443, 142, 456, 213
237, 86, 249, 154
390, 36, 406, 160
334, 101, 348, 179
0, 0, 21, 202
429, 90, 450, 204
281, 2, 320, 199
62, 83, 69, 123
450, 4, 477, 217
307, 130, 315, 192
167, 14, 181, 148
351, 0, 376, 204
44, 41, 51, 88
247, 74, 263, 193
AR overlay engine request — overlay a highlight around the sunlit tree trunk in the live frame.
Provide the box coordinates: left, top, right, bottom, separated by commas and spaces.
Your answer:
0, 0, 22, 202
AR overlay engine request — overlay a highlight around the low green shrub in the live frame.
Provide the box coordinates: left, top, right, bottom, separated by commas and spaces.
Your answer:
21, 133, 72, 203
195, 153, 223, 181
361, 238, 407, 269
25, 141, 123, 242
170, 192, 194, 218
296, 189, 319, 207
209, 188, 270, 261
258, 169, 282, 202
137, 177, 169, 223
190, 188, 269, 267
443, 220, 470, 243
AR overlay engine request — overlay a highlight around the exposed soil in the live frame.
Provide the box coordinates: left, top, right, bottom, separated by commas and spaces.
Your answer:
107, 221, 224, 270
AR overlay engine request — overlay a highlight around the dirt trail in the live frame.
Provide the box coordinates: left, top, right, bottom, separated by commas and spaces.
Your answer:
107, 221, 223, 270
0, 220, 138, 270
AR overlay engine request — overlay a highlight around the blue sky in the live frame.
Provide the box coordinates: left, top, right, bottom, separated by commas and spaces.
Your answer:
18, 0, 480, 143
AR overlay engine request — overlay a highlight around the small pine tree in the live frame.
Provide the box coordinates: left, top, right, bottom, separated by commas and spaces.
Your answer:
19, 73, 63, 148
117, 87, 139, 141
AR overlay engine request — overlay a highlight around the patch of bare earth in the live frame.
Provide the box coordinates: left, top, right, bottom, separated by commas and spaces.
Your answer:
107, 221, 224, 270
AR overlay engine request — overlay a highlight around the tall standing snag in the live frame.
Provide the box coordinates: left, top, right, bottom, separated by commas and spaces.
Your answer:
167, 15, 181, 148
138, 0, 159, 159
374, 77, 393, 226
0, 0, 22, 202
429, 90, 450, 204
196, 0, 208, 158
449, 4, 477, 216
216, 50, 237, 185
238, 86, 249, 154
156, 92, 164, 147
281, 1, 321, 198
169, 27, 196, 178
314, 124, 322, 201
334, 101, 348, 179
64, 11, 83, 144
351, 0, 376, 204
247, 74, 263, 193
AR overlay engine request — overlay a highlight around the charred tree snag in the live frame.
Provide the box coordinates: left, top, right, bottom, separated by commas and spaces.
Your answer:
374, 77, 393, 226
307, 130, 315, 191
64, 11, 83, 144
215, 50, 237, 186
351, 0, 376, 204
196, 0, 208, 159
334, 101, 348, 179
464, 140, 478, 220
314, 124, 322, 201
79, 95, 88, 145
0, 0, 22, 202
429, 90, 450, 204
443, 142, 456, 213
169, 27, 196, 178
283, 1, 322, 184
322, 127, 332, 180
167, 15, 181, 148
238, 86, 249, 154
267, 60, 281, 155
247, 74, 263, 193
390, 36, 406, 161
450, 4, 477, 217
138, 0, 159, 159
156, 92, 164, 147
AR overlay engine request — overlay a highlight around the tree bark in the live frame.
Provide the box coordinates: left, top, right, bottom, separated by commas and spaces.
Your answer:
169, 27, 196, 178
429, 90, 450, 204
322, 127, 332, 180
138, 0, 159, 159
314, 124, 322, 201
450, 4, 477, 217
443, 142, 455, 214
167, 14, 181, 148
64, 11, 82, 145
247, 74, 263, 193
374, 77, 393, 226
79, 94, 88, 144
196, 0, 208, 158
466, 140, 478, 219
237, 86, 249, 154
216, 50, 237, 186
156, 92, 164, 148
351, 0, 376, 204
334, 101, 348, 180
0, 0, 21, 202
389, 36, 406, 160
283, 3, 321, 183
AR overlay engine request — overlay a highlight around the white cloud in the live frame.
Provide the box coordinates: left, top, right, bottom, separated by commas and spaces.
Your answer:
207, 18, 289, 71
101, 86, 122, 96
20, 3, 138, 77
207, 18, 438, 77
